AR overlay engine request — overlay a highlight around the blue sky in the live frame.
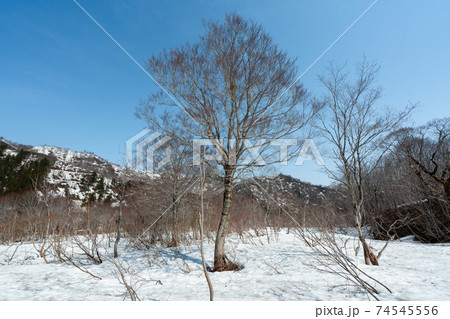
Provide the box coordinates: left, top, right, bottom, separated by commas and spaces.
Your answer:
1, 0, 449, 185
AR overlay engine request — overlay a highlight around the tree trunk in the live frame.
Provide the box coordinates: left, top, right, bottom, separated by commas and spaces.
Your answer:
214, 169, 234, 271
354, 204, 379, 266
199, 162, 214, 300
444, 182, 450, 204
170, 194, 179, 247
113, 201, 122, 258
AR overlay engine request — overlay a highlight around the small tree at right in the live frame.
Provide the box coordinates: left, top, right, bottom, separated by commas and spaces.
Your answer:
317, 58, 413, 265
397, 118, 449, 203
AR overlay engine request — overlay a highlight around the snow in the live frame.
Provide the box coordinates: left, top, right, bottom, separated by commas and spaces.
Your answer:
396, 199, 429, 208
3, 149, 18, 156
0, 229, 449, 301
31, 146, 90, 161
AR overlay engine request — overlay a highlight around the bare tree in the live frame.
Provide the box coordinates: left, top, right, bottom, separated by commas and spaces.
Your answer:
31, 178, 54, 263
151, 123, 197, 247
317, 58, 413, 265
111, 167, 133, 258
397, 118, 449, 203
362, 118, 450, 243
299, 227, 391, 300
104, 256, 140, 301
198, 161, 214, 300
137, 13, 317, 270
364, 133, 449, 243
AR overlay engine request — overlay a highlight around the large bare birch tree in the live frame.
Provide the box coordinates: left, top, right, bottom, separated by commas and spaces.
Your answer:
137, 13, 317, 270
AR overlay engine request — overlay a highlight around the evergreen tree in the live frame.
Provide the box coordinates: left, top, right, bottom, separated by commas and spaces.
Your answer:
0, 143, 50, 196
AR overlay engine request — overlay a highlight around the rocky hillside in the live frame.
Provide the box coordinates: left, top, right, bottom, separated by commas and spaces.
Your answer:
0, 139, 340, 208
235, 174, 331, 206
0, 139, 147, 202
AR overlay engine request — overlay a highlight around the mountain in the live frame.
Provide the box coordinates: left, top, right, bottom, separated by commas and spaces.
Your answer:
28, 145, 123, 198
235, 174, 330, 205
234, 174, 351, 214
0, 138, 340, 208
0, 139, 147, 202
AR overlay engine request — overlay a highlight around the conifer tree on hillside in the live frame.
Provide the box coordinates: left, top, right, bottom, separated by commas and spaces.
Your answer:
0, 143, 50, 196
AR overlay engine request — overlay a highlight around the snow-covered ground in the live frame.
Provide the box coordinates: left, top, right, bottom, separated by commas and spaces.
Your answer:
0, 229, 449, 301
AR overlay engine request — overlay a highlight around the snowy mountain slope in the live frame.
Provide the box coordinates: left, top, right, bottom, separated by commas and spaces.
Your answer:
1, 139, 339, 206
0, 139, 143, 200
235, 174, 347, 209
30, 145, 123, 198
